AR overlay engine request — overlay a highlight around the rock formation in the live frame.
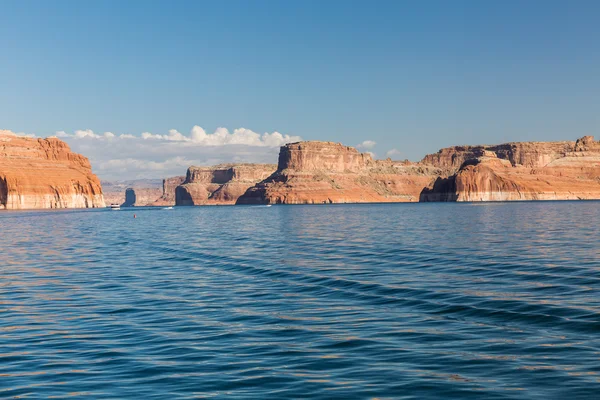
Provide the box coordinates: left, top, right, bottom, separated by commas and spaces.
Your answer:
237, 141, 441, 204
420, 136, 600, 202
0, 130, 105, 209
151, 176, 186, 206
121, 187, 163, 207
176, 164, 277, 205
101, 183, 127, 206
102, 176, 184, 206
6, 127, 596, 209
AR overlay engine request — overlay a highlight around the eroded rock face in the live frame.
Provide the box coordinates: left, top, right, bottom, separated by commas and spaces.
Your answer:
175, 164, 277, 205
0, 131, 105, 209
420, 140, 578, 169
121, 187, 163, 207
237, 141, 441, 204
279, 142, 374, 172
420, 136, 600, 202
102, 176, 185, 206
151, 176, 185, 206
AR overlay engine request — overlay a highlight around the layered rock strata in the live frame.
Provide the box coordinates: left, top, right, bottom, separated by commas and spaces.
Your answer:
420, 136, 600, 201
176, 164, 277, 205
0, 130, 105, 209
236, 141, 441, 204
151, 176, 186, 206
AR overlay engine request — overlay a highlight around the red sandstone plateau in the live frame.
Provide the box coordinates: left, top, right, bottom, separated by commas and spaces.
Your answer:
236, 141, 441, 204
420, 136, 600, 202
175, 164, 277, 205
3, 130, 600, 210
0, 130, 104, 209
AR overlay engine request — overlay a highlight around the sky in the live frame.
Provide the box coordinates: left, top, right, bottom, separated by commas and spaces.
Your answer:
1, 0, 599, 180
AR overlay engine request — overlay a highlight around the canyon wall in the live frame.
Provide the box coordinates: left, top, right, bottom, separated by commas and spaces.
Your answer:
102, 176, 185, 206
420, 136, 600, 202
122, 187, 163, 207
237, 141, 441, 204
5, 128, 597, 209
151, 176, 186, 206
421, 140, 577, 169
176, 164, 277, 205
0, 130, 105, 209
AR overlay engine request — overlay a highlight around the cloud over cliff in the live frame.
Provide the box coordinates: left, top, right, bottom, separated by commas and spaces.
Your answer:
12, 126, 302, 180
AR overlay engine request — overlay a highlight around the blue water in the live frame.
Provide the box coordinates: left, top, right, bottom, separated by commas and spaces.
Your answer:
1, 202, 599, 399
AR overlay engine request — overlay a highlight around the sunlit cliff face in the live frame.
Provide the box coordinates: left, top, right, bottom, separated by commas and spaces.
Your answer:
0, 131, 105, 210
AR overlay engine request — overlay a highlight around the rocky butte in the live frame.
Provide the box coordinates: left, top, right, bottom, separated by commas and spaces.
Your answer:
102, 176, 185, 207
175, 164, 277, 205
236, 141, 442, 204
420, 136, 600, 201
0, 130, 105, 209
152, 176, 186, 206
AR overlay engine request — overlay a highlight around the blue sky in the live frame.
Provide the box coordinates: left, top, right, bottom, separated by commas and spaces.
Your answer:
1, 0, 599, 179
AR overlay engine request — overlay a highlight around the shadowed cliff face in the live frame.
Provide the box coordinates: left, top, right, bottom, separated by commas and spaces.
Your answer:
0, 177, 7, 206
175, 164, 276, 206
237, 141, 441, 205
0, 131, 105, 209
122, 188, 137, 207
420, 136, 600, 202
157, 176, 185, 205
419, 176, 458, 202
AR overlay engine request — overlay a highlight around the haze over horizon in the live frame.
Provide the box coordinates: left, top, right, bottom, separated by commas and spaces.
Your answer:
2, 0, 599, 179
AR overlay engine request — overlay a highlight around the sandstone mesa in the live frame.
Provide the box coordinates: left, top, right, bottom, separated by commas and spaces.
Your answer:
0, 130, 104, 209
176, 164, 277, 205
236, 141, 440, 204
2, 128, 600, 210
420, 135, 600, 202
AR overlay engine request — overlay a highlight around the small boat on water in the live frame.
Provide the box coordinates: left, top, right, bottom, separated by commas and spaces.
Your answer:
109, 204, 121, 210
163, 206, 174, 210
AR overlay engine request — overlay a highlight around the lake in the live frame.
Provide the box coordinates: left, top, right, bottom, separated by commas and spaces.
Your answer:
1, 202, 599, 399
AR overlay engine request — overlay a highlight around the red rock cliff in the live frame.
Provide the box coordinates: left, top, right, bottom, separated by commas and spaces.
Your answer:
151, 176, 186, 206
421, 140, 577, 170
237, 141, 441, 204
420, 136, 600, 202
0, 130, 105, 209
175, 164, 277, 205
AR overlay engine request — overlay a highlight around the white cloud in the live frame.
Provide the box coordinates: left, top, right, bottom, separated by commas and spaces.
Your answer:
75, 129, 101, 139
3, 126, 301, 180
98, 156, 192, 172
133, 126, 301, 146
190, 126, 207, 142
386, 148, 402, 158
24, 125, 302, 180
0, 130, 37, 138
357, 140, 376, 150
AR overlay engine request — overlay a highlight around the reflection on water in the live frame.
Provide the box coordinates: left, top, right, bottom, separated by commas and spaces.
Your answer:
1, 202, 599, 399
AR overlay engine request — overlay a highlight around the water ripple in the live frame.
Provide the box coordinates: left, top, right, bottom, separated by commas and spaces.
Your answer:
1, 202, 599, 399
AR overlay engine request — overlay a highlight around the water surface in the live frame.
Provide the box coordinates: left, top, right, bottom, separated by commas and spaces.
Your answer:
1, 202, 599, 399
